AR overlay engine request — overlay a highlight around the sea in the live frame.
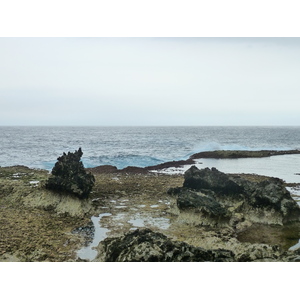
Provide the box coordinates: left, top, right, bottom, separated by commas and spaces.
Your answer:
1, 126, 300, 184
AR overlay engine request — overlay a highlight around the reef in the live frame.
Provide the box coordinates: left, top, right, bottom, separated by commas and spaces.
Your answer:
190, 149, 300, 159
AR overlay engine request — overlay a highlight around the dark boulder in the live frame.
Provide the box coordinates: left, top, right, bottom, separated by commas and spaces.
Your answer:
234, 176, 300, 222
97, 228, 235, 262
176, 166, 300, 225
45, 148, 95, 199
87, 165, 118, 174
177, 189, 229, 218
183, 166, 244, 196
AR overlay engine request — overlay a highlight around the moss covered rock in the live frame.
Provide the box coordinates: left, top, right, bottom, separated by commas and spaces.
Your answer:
45, 148, 95, 199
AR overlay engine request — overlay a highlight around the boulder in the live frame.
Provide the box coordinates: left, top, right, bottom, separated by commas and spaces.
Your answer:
177, 189, 229, 218
183, 166, 244, 195
45, 148, 95, 199
96, 228, 235, 262
174, 166, 300, 225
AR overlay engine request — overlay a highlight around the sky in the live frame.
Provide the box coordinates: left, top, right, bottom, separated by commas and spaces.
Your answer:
1, 37, 300, 126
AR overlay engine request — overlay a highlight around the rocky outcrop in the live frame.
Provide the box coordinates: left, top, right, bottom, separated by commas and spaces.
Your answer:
96, 228, 235, 262
45, 148, 95, 199
190, 149, 300, 159
87, 160, 197, 175
183, 166, 244, 195
177, 189, 229, 218
169, 166, 300, 226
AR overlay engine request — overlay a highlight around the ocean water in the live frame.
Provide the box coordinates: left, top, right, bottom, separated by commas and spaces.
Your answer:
0, 126, 300, 183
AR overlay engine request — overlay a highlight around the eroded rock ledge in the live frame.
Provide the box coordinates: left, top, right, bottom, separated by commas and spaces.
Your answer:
95, 228, 235, 262
169, 166, 300, 227
190, 149, 300, 159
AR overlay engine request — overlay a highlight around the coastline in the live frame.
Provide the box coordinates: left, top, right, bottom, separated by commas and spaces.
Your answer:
1, 149, 300, 262
87, 149, 300, 174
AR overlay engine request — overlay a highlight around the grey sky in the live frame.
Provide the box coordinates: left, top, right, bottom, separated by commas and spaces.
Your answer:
1, 37, 300, 126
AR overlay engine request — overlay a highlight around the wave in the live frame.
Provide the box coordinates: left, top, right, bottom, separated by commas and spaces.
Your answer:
83, 154, 164, 170
41, 145, 298, 171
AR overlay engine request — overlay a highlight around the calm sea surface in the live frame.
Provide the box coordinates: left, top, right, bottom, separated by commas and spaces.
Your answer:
0, 126, 300, 183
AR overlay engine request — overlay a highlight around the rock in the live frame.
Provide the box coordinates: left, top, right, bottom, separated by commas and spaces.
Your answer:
177, 189, 229, 218
174, 166, 300, 225
71, 221, 95, 246
45, 148, 95, 199
236, 244, 282, 262
183, 166, 244, 196
292, 256, 300, 262
120, 166, 149, 174
87, 165, 118, 174
190, 149, 300, 159
96, 228, 235, 262
239, 177, 300, 224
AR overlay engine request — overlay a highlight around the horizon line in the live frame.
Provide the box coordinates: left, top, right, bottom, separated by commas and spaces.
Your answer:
0, 124, 300, 127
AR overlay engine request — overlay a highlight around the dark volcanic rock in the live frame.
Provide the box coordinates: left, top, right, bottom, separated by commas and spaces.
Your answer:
145, 158, 196, 171
175, 166, 300, 225
45, 148, 95, 199
97, 228, 235, 262
87, 159, 196, 175
120, 166, 149, 174
183, 166, 244, 196
87, 165, 118, 174
177, 189, 229, 218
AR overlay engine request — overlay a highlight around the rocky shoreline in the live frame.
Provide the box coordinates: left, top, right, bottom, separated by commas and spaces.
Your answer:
87, 149, 300, 174
1, 149, 300, 262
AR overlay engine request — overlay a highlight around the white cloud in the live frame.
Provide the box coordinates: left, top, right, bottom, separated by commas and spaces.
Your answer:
1, 37, 300, 125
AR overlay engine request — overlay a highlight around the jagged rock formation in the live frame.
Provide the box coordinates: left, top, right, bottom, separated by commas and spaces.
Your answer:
169, 166, 300, 226
96, 228, 235, 262
45, 148, 95, 199
177, 189, 229, 218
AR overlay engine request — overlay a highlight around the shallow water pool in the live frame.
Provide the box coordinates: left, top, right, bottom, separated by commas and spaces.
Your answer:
77, 213, 111, 261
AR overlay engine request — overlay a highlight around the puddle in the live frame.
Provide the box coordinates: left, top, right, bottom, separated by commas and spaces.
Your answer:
29, 180, 39, 185
128, 218, 145, 227
77, 213, 111, 261
289, 240, 300, 251
92, 198, 101, 202
29, 180, 39, 187
12, 173, 22, 178
128, 215, 170, 230
286, 186, 300, 202
113, 213, 126, 220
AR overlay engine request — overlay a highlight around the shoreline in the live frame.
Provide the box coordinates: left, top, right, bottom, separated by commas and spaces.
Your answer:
1, 149, 300, 261
86, 149, 300, 175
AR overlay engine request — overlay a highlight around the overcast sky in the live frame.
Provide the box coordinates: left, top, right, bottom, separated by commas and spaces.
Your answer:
1, 37, 300, 126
